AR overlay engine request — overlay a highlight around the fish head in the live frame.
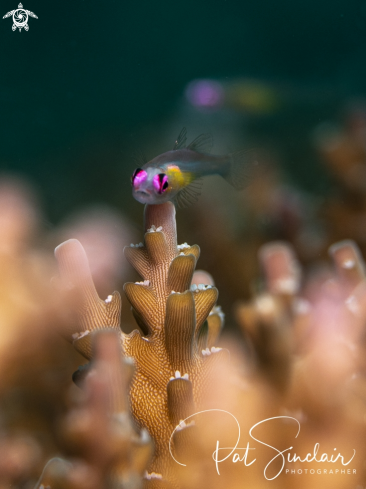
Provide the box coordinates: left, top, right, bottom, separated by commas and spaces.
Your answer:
131, 167, 171, 204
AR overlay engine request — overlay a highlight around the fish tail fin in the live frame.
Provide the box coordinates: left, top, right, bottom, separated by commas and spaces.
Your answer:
224, 149, 262, 190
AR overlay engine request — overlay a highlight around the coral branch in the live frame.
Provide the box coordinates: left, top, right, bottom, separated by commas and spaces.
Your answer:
329, 239, 365, 292
124, 283, 158, 332
55, 202, 226, 487
55, 239, 122, 354
167, 378, 194, 425
144, 203, 177, 258
168, 255, 196, 293
164, 292, 195, 370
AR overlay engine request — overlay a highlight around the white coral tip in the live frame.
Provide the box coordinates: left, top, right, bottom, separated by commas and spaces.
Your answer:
175, 370, 181, 378
209, 305, 225, 323
176, 419, 195, 431
198, 283, 205, 290
140, 428, 150, 443
156, 226, 163, 232
345, 295, 361, 316
139, 242, 143, 247
255, 295, 275, 314
202, 348, 211, 356
105, 295, 113, 303
144, 472, 163, 480
292, 298, 311, 315
176, 420, 187, 431
211, 346, 222, 353
72, 330, 90, 341
130, 243, 135, 247
182, 373, 189, 380
190, 284, 198, 291
343, 259, 355, 269
177, 242, 190, 250
275, 277, 299, 294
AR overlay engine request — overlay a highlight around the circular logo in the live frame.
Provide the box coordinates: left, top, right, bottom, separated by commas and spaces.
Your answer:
12, 8, 28, 28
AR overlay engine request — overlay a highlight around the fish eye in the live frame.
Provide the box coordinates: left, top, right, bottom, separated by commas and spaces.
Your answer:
132, 168, 147, 186
131, 168, 142, 182
153, 173, 169, 194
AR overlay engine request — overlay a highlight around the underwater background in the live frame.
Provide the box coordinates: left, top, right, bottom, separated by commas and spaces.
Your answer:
2, 0, 366, 215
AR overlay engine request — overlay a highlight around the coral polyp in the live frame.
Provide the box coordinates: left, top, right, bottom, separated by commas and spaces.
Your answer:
55, 202, 226, 487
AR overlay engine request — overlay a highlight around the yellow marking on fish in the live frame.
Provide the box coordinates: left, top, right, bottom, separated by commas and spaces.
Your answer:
167, 165, 194, 188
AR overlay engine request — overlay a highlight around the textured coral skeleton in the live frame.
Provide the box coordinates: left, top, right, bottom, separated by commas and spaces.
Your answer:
236, 238, 366, 406
35, 332, 153, 489
54, 202, 226, 487
3, 178, 366, 489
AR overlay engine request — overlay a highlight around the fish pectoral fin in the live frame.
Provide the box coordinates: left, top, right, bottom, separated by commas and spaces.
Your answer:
173, 127, 188, 150
225, 148, 264, 190
187, 133, 213, 154
174, 178, 203, 208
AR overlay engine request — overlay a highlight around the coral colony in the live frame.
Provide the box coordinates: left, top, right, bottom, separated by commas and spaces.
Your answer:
4, 187, 366, 488
51, 202, 226, 488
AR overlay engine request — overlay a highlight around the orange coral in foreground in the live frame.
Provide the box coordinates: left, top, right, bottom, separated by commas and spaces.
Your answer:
54, 203, 226, 488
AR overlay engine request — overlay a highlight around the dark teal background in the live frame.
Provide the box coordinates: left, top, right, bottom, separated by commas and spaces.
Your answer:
1, 0, 366, 220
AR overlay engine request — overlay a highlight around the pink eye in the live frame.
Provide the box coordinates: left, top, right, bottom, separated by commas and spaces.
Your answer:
132, 168, 147, 187
153, 173, 169, 194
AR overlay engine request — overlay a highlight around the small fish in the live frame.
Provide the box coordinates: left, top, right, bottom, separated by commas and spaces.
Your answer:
131, 128, 260, 206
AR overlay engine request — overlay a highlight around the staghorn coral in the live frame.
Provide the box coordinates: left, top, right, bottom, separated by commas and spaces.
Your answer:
3, 174, 366, 488
313, 107, 366, 257
35, 331, 152, 489
235, 242, 302, 392
233, 239, 366, 489
235, 238, 366, 399
55, 202, 226, 488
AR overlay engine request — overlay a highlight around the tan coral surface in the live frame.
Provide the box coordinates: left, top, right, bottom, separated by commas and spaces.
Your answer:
55, 202, 226, 487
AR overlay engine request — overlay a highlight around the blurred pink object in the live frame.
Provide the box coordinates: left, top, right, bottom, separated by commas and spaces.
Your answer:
259, 241, 301, 295
185, 79, 224, 108
191, 269, 215, 286
0, 175, 40, 253
56, 205, 137, 295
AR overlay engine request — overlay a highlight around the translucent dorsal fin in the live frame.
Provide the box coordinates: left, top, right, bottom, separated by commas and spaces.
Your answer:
174, 178, 203, 208
173, 127, 187, 150
187, 133, 213, 154
132, 149, 147, 167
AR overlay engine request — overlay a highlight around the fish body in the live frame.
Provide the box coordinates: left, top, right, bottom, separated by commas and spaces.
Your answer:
131, 128, 258, 206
